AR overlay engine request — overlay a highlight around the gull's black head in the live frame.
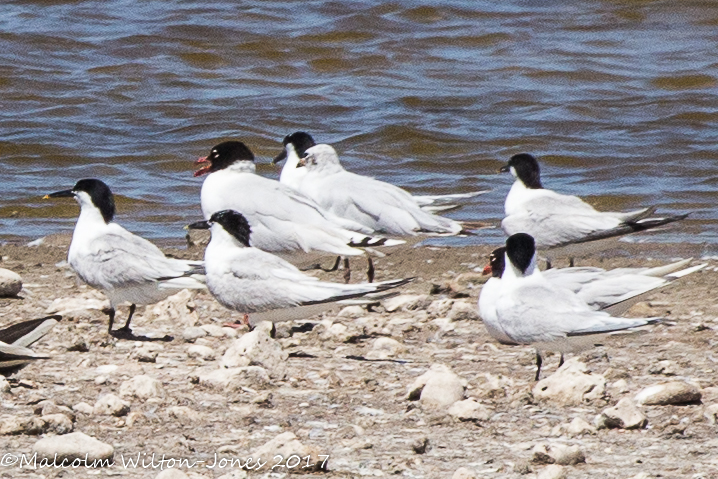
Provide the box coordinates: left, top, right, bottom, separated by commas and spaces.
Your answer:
46, 178, 115, 224
505, 233, 536, 275
194, 141, 254, 177
500, 154, 542, 189
273, 131, 316, 164
209, 209, 252, 247
488, 246, 506, 278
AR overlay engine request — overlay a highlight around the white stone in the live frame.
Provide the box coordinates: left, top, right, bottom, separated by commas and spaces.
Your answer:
45, 291, 110, 316
596, 398, 647, 430
168, 406, 201, 425
32, 431, 114, 463
221, 322, 287, 379
447, 300, 480, 321
448, 399, 492, 421
365, 337, 406, 360
407, 364, 465, 409
73, 402, 95, 415
533, 358, 606, 406
201, 324, 226, 337
187, 344, 216, 360
452, 467, 478, 479
564, 417, 596, 436
146, 289, 199, 326
532, 443, 585, 466
704, 404, 718, 424
35, 401, 76, 422
119, 375, 164, 400
634, 381, 701, 406
0, 377, 9, 393
94, 394, 130, 417
183, 326, 208, 342
338, 305, 365, 318
252, 432, 323, 471
0, 268, 22, 297
41, 414, 74, 434
156, 469, 190, 479
537, 465, 567, 479
383, 294, 428, 312
198, 366, 272, 392
427, 299, 454, 317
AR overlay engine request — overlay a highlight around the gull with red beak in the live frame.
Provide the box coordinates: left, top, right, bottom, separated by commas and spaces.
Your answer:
192, 141, 405, 282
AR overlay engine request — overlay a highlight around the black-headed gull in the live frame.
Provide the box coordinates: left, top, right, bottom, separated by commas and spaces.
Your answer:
188, 210, 412, 325
485, 233, 661, 380
500, 154, 687, 257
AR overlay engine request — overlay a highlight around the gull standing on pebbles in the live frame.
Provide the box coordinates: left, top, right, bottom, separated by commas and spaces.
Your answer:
482, 246, 705, 317
46, 179, 206, 337
295, 144, 482, 236
499, 154, 687, 261
193, 141, 403, 282
482, 232, 661, 380
273, 131, 489, 212
188, 209, 412, 326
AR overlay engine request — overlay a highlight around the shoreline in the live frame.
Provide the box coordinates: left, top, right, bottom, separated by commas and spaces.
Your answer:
0, 238, 717, 478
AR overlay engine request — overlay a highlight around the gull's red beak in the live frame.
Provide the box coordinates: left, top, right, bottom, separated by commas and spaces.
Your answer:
482, 264, 492, 276
193, 156, 211, 177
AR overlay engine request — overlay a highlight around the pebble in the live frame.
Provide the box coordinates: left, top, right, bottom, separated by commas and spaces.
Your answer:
532, 443, 585, 466
73, 402, 95, 415
411, 436, 430, 454
156, 469, 189, 479
0, 377, 10, 393
365, 337, 406, 360
146, 289, 199, 326
407, 364, 465, 409
41, 414, 74, 434
168, 406, 201, 424
564, 417, 596, 436
183, 326, 208, 342
532, 358, 606, 406
383, 294, 429, 312
0, 415, 29, 435
94, 394, 130, 416
427, 299, 454, 317
201, 324, 227, 337
252, 432, 323, 471
119, 375, 164, 400
452, 467, 478, 479
221, 321, 287, 379
32, 431, 114, 463
634, 381, 702, 406
596, 398, 647, 430
216, 470, 248, 479
447, 300, 480, 321
197, 366, 272, 391
0, 268, 22, 297
322, 322, 362, 343
45, 292, 109, 316
703, 404, 718, 424
537, 464, 567, 479
337, 305, 365, 318
187, 344, 216, 360
35, 400, 76, 422
447, 398, 492, 422
131, 345, 160, 363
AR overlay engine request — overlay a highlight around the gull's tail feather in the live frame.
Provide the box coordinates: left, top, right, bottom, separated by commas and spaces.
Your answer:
567, 317, 662, 337
348, 236, 405, 248
413, 190, 491, 206
555, 213, 689, 247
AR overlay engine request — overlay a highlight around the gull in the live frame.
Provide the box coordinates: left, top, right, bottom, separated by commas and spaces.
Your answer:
482, 246, 705, 317
296, 144, 476, 236
188, 209, 412, 325
273, 131, 490, 212
46, 179, 206, 336
484, 232, 661, 380
0, 315, 61, 376
194, 141, 404, 282
499, 154, 687, 260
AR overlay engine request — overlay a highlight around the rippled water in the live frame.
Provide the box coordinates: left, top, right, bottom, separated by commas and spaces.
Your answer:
1, 0, 717, 248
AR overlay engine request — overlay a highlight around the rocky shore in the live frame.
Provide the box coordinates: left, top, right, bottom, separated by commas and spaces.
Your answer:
0, 234, 717, 478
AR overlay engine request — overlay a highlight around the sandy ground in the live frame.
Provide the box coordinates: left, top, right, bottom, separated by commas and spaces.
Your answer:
0, 234, 717, 479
